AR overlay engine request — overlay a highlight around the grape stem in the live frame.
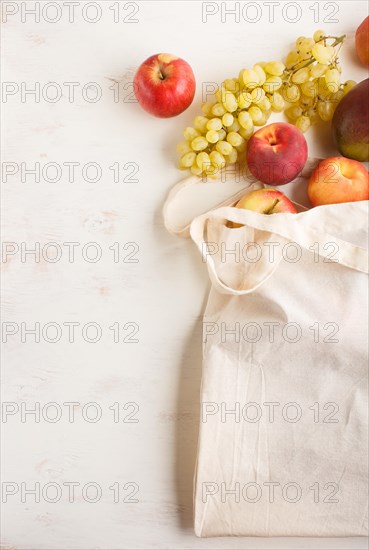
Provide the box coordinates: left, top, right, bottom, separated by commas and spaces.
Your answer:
330, 40, 345, 66
316, 34, 346, 47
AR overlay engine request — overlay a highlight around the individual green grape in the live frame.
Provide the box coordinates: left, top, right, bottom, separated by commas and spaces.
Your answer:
215, 89, 222, 103
259, 96, 272, 112
226, 131, 244, 147
285, 50, 300, 69
317, 77, 333, 99
250, 87, 266, 104
212, 102, 226, 116
241, 68, 260, 89
216, 140, 233, 156
226, 147, 238, 164
309, 63, 328, 79
325, 68, 340, 93
191, 164, 203, 176
209, 150, 226, 169
312, 44, 335, 64
330, 90, 343, 104
300, 94, 315, 109
282, 83, 301, 102
248, 105, 264, 124
223, 91, 238, 112
298, 38, 315, 55
253, 64, 266, 85
313, 29, 326, 42
264, 61, 285, 76
206, 129, 220, 143
258, 112, 270, 126
180, 151, 196, 168
306, 107, 320, 125
196, 152, 211, 170
295, 36, 306, 48
237, 91, 252, 109
218, 128, 227, 141
223, 79, 234, 91
238, 126, 254, 140
191, 136, 208, 151
317, 100, 335, 121
298, 53, 312, 64
222, 113, 234, 127
206, 117, 222, 131
228, 119, 241, 133
292, 67, 310, 84
176, 141, 192, 155
269, 92, 284, 112
204, 163, 218, 177
201, 101, 214, 116
263, 76, 283, 93
184, 127, 200, 141
285, 105, 303, 121
301, 79, 318, 98
193, 115, 209, 133
236, 141, 247, 153
342, 80, 357, 95
295, 115, 311, 133
238, 111, 253, 129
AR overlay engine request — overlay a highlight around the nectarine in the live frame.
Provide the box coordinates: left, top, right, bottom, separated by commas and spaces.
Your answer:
307, 156, 369, 206
246, 122, 308, 185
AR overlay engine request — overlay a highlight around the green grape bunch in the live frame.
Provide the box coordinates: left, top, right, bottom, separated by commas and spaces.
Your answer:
177, 30, 357, 178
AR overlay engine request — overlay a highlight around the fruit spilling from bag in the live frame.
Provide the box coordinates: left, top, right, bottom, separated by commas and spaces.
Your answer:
134, 20, 369, 209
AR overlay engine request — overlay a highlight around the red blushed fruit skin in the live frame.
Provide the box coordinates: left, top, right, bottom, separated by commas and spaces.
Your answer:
356, 16, 369, 68
246, 122, 308, 185
236, 189, 298, 213
133, 53, 196, 118
229, 188, 297, 227
307, 156, 369, 207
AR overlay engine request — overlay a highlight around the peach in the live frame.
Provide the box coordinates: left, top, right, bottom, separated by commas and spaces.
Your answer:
246, 122, 308, 185
307, 156, 369, 206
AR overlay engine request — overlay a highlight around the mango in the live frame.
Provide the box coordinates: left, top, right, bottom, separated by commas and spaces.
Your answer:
331, 78, 369, 162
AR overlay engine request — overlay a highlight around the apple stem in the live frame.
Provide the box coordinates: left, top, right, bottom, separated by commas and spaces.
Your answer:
264, 199, 279, 214
158, 65, 166, 80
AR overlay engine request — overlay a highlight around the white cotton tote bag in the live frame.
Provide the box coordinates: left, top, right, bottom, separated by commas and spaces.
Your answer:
164, 166, 369, 538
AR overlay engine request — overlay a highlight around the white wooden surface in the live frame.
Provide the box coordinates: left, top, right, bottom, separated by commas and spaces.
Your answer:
1, 1, 368, 548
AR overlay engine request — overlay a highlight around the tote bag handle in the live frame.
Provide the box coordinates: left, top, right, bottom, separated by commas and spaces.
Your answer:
163, 170, 262, 238
190, 204, 369, 296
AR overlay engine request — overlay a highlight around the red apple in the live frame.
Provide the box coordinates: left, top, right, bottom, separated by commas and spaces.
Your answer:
307, 156, 369, 206
133, 53, 195, 118
246, 122, 308, 185
229, 188, 297, 227
356, 16, 369, 68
